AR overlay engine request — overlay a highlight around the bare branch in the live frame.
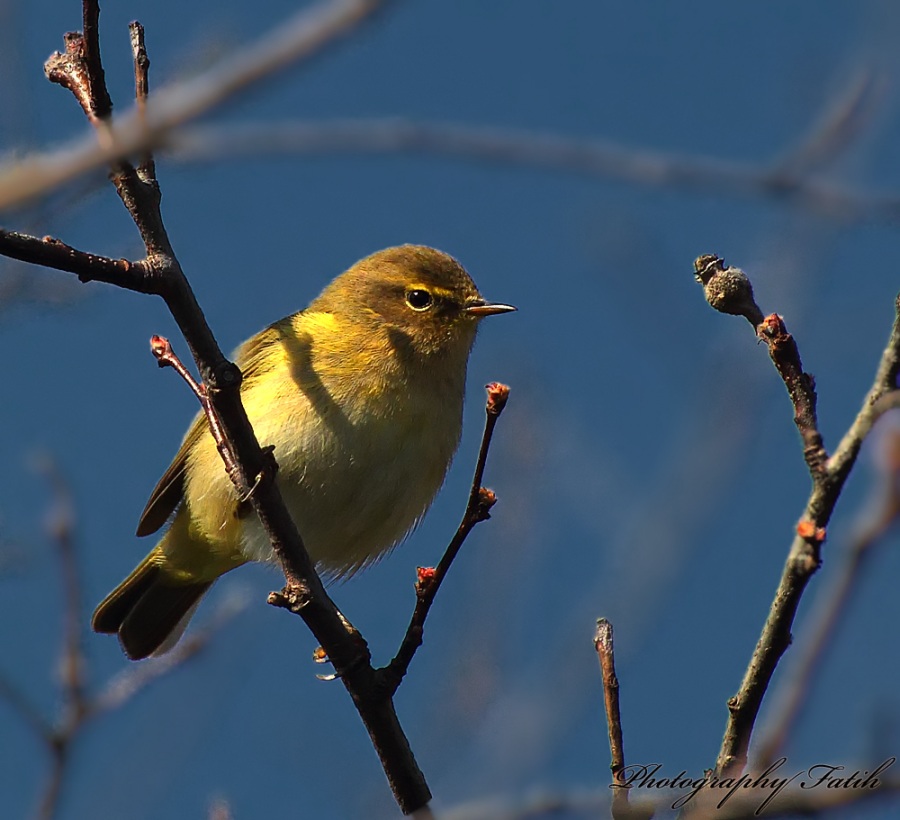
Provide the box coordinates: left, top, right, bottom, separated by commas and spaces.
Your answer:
384, 383, 508, 688
91, 596, 245, 717
129, 21, 155, 182
0, 229, 140, 284
694, 255, 827, 476
695, 254, 900, 777
772, 71, 883, 177
594, 619, 630, 819
755, 422, 900, 766
154, 100, 898, 227
35, 457, 89, 724
0, 671, 53, 742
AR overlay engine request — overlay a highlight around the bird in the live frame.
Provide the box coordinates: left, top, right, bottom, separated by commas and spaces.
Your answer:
91, 245, 515, 659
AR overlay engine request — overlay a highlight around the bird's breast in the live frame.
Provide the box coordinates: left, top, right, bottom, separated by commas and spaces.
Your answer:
238, 350, 466, 576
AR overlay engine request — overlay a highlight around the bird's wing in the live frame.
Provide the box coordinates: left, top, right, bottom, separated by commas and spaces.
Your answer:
135, 319, 293, 537
135, 413, 205, 536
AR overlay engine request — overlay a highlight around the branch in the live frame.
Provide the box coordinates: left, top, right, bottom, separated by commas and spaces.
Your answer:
166, 117, 900, 225
0, 456, 235, 820
91, 596, 245, 718
694, 255, 827, 476
594, 619, 630, 819
150, 335, 259, 501
694, 254, 900, 777
150, 76, 899, 224
755, 422, 900, 766
384, 383, 509, 689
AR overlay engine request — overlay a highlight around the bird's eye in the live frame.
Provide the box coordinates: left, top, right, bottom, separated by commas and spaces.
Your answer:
405, 289, 433, 311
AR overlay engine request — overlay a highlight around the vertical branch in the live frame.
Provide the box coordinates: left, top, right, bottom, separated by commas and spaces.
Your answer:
594, 619, 629, 819
128, 21, 155, 182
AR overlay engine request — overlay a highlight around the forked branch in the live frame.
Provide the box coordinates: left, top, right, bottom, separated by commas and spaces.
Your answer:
695, 254, 900, 777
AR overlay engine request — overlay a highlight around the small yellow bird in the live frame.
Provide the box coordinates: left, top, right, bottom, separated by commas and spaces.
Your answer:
92, 245, 514, 659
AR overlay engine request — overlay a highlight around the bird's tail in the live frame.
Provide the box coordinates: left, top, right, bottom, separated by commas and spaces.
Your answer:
91, 546, 213, 661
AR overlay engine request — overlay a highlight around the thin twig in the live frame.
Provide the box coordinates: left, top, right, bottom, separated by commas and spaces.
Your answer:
129, 21, 156, 183
594, 618, 630, 819
384, 383, 509, 689
91, 596, 246, 717
149, 335, 252, 498
755, 313, 828, 476
0, 457, 235, 820
695, 255, 900, 777
772, 71, 882, 178
0, 672, 53, 742
37, 457, 89, 723
694, 255, 827, 476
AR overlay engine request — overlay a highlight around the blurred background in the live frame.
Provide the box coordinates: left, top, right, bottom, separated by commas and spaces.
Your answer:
2, 1, 900, 817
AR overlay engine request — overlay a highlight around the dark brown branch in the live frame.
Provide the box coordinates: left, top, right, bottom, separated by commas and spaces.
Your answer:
384, 383, 509, 689
755, 423, 900, 766
695, 254, 900, 778
129, 21, 156, 182
79, 0, 111, 120
594, 618, 630, 819
0, 229, 140, 284
756, 314, 828, 476
151, 336, 422, 813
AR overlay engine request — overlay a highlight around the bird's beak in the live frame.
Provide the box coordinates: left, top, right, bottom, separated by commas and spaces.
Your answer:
465, 299, 517, 317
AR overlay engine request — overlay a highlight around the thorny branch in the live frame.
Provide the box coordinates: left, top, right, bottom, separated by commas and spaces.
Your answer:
695, 254, 900, 778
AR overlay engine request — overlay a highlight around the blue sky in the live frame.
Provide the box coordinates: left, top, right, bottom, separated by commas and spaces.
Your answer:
3, 1, 900, 818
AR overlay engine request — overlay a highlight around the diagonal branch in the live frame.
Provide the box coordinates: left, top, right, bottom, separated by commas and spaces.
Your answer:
755, 420, 900, 766
384, 383, 508, 690
694, 254, 900, 777
694, 255, 827, 476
